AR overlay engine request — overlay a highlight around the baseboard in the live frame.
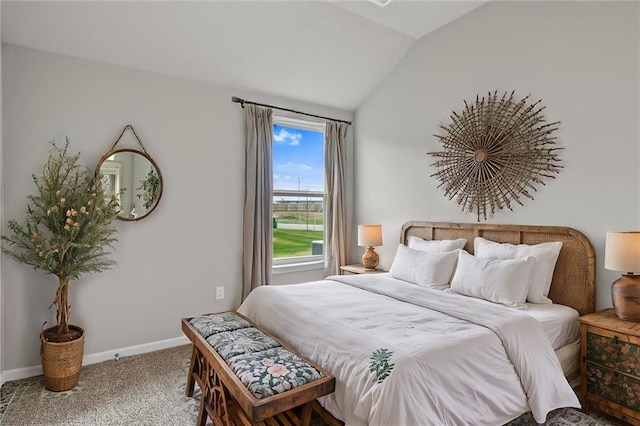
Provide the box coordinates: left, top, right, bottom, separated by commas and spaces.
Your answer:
2, 335, 190, 383
83, 335, 190, 365
2, 364, 43, 384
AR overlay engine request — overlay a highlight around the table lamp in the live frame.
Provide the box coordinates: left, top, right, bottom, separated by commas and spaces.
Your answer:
605, 231, 640, 321
358, 224, 382, 270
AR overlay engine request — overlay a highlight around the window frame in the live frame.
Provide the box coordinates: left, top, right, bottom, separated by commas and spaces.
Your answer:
271, 115, 326, 274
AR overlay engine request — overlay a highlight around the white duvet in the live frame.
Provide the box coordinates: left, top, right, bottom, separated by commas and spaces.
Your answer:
238, 274, 579, 426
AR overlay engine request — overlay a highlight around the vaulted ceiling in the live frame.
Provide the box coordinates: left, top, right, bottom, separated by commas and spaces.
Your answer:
1, 1, 487, 110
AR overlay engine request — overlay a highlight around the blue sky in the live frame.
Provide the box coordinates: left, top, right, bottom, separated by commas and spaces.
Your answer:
273, 124, 324, 192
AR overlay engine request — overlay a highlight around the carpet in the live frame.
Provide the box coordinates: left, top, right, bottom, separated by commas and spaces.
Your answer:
0, 344, 626, 425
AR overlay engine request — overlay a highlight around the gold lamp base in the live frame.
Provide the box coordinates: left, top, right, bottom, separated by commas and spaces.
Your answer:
612, 274, 640, 321
362, 246, 379, 270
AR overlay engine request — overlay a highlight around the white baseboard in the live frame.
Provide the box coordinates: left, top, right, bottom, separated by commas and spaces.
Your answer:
2, 364, 43, 384
2, 335, 190, 384
83, 335, 190, 365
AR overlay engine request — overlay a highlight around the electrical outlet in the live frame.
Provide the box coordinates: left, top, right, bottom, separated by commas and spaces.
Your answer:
216, 286, 224, 300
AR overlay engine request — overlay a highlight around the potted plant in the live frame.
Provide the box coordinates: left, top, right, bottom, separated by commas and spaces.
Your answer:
136, 167, 160, 210
2, 139, 119, 391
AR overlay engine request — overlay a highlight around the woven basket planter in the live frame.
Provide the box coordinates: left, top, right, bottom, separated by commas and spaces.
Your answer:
41, 325, 85, 392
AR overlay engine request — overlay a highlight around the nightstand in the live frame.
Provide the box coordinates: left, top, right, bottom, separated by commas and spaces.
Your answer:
579, 309, 640, 425
339, 264, 385, 275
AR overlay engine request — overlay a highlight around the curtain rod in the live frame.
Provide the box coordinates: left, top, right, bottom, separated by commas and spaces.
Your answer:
231, 96, 352, 126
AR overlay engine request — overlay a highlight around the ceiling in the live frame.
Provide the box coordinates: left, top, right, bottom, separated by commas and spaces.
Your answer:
1, 1, 487, 111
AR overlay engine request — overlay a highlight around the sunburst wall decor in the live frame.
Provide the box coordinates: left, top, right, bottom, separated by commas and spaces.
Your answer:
429, 90, 562, 221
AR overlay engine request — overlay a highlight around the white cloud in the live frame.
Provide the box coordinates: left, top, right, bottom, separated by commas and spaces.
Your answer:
273, 128, 302, 146
277, 162, 311, 171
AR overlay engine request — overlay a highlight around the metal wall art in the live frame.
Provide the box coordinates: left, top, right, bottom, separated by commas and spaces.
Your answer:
429, 91, 562, 221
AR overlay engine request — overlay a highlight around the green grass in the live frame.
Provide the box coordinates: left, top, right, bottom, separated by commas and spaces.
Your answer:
273, 229, 323, 258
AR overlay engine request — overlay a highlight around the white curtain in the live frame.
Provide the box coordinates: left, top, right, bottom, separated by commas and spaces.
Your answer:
324, 121, 348, 276
242, 104, 273, 300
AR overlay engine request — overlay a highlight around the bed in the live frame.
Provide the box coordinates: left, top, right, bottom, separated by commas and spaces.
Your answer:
238, 221, 596, 425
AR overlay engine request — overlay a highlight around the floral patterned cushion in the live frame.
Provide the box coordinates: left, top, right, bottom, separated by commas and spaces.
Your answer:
189, 313, 251, 339
227, 347, 326, 400
206, 328, 280, 361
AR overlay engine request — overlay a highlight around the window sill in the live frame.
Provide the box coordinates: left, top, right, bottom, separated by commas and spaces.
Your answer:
272, 259, 324, 275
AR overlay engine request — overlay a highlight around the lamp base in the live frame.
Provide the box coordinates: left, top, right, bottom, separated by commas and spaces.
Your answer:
362, 247, 379, 270
612, 274, 640, 321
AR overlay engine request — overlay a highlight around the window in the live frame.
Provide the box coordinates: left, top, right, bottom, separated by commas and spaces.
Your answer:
272, 116, 325, 272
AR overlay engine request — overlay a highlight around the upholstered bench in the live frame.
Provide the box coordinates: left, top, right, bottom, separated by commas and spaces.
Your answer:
182, 311, 336, 426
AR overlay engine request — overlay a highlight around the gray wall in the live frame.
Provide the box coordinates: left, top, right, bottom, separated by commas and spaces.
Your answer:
1, 44, 352, 371
353, 1, 640, 310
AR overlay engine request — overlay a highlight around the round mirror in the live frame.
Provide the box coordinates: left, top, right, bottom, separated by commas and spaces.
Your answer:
95, 149, 163, 221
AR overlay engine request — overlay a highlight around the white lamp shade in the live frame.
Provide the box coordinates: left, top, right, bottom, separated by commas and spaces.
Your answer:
358, 224, 383, 247
605, 231, 640, 273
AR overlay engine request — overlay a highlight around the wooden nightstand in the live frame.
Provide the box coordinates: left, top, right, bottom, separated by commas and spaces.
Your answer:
339, 264, 385, 275
579, 309, 640, 425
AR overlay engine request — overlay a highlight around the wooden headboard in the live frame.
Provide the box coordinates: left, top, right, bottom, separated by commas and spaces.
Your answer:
401, 221, 596, 316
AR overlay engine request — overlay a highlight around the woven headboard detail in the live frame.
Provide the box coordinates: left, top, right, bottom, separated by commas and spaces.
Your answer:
401, 221, 596, 316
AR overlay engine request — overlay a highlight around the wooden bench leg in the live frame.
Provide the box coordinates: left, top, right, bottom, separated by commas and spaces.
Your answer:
186, 345, 197, 397
201, 362, 231, 426
197, 390, 208, 426
300, 401, 313, 426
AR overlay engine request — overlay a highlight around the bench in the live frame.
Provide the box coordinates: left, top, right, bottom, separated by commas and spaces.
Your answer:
182, 311, 337, 426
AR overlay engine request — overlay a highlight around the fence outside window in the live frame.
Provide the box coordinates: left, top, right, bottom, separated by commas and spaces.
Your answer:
273, 189, 324, 259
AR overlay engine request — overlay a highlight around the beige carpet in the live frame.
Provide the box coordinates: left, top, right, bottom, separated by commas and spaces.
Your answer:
0, 344, 625, 425
1, 345, 199, 426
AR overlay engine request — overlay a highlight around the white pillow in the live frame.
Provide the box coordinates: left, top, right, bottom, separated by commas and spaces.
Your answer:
407, 236, 467, 253
389, 244, 459, 289
450, 250, 535, 307
473, 237, 562, 304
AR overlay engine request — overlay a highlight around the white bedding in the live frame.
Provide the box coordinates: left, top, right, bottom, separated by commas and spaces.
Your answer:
238, 274, 579, 425
521, 303, 580, 350
384, 271, 580, 350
